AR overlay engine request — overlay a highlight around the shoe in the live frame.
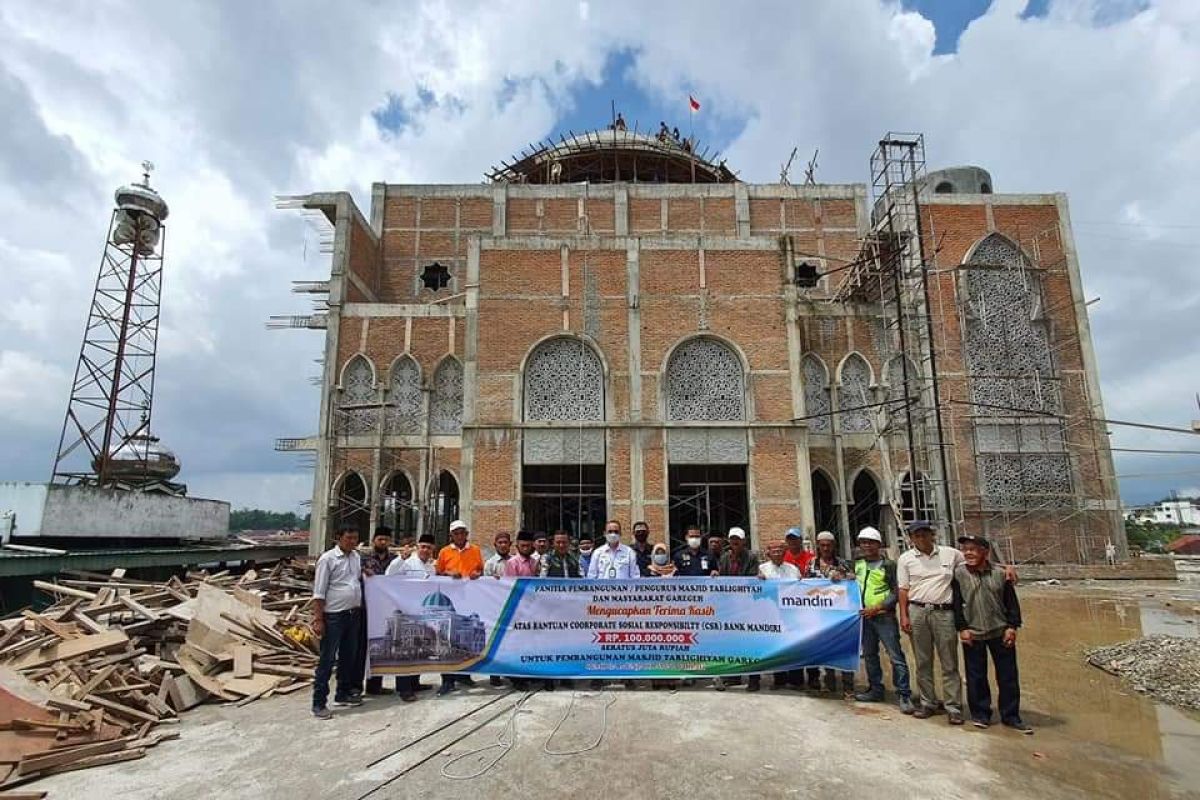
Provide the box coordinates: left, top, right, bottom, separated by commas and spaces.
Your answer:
972, 718, 990, 729
948, 711, 964, 726
458, 676, 477, 687
489, 676, 504, 687
399, 693, 417, 703
332, 696, 363, 707
1003, 720, 1034, 735
899, 697, 917, 715
436, 682, 455, 697
416, 682, 433, 692
854, 691, 885, 703
713, 679, 726, 692
312, 706, 332, 720
747, 677, 761, 692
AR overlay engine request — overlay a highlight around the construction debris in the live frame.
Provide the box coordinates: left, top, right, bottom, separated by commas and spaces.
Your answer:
0, 560, 316, 789
1085, 634, 1200, 711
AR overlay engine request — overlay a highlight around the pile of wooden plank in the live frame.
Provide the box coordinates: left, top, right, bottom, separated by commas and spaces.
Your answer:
0, 560, 317, 790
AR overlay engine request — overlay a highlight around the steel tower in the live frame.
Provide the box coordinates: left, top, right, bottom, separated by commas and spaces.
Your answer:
51, 163, 181, 491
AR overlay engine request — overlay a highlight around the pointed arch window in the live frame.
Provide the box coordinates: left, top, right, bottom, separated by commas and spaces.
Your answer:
387, 355, 422, 434
430, 357, 463, 434
963, 234, 1071, 508
336, 355, 378, 435
802, 354, 831, 433
837, 354, 873, 433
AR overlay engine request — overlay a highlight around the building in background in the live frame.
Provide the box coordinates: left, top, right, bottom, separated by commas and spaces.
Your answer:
277, 128, 1123, 563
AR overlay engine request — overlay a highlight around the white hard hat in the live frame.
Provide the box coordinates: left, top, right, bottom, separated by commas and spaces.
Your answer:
727, 526, 747, 539
449, 520, 468, 533
816, 531, 836, 543
856, 526, 883, 543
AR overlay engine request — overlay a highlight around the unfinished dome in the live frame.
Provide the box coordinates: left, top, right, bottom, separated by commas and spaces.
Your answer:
487, 128, 737, 184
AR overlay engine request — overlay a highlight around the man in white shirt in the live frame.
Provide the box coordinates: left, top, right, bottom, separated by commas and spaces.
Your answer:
312, 525, 364, 718
586, 520, 640, 579
758, 539, 802, 581
386, 533, 438, 578
897, 520, 967, 723
382, 532, 437, 699
483, 531, 513, 577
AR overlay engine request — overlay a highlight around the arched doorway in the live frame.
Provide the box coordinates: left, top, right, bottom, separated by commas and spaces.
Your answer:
332, 472, 370, 542
811, 470, 839, 537
379, 472, 416, 540
848, 470, 882, 540
427, 470, 459, 546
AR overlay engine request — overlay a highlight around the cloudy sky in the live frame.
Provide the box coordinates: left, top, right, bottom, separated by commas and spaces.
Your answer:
1, 0, 1197, 514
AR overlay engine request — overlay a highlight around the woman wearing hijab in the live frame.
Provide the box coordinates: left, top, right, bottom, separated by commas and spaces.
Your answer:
648, 542, 677, 690
648, 542, 677, 577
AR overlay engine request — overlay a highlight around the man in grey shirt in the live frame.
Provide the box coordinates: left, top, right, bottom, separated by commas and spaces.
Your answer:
951, 534, 1031, 734
311, 524, 364, 719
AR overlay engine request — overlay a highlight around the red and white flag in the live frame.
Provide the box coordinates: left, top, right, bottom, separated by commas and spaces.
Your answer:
688, 94, 701, 113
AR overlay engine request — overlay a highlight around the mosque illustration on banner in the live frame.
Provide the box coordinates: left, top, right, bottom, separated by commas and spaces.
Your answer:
368, 589, 488, 666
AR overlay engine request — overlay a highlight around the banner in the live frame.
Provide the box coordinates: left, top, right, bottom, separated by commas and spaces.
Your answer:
365, 575, 861, 679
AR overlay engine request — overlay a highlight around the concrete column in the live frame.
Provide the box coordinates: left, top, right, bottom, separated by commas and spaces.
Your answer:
615, 187, 629, 236
459, 237, 482, 531
493, 186, 507, 237
1055, 194, 1126, 556
626, 240, 644, 522
734, 183, 750, 239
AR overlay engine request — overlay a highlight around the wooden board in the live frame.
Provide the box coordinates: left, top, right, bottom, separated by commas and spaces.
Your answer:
231, 646, 252, 679
164, 675, 206, 712
10, 631, 129, 671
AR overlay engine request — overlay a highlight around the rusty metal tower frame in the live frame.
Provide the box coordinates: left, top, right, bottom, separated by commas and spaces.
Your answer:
51, 164, 170, 488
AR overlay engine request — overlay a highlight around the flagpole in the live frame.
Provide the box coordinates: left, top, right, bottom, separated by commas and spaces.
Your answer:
689, 97, 696, 183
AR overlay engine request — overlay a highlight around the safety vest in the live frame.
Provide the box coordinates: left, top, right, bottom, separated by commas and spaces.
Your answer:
855, 559, 892, 609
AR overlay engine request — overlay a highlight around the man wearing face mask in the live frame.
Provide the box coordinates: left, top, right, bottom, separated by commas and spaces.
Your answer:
587, 521, 640, 580
630, 521, 654, 576
587, 521, 641, 690
673, 526, 713, 576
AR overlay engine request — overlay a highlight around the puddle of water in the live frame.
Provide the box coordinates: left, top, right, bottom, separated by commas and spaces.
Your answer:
1013, 586, 1200, 799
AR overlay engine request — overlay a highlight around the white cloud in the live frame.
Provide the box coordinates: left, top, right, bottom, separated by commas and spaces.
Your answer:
0, 0, 1196, 509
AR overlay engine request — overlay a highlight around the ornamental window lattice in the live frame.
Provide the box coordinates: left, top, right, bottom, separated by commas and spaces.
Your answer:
523, 337, 605, 464
964, 234, 1071, 508
387, 356, 422, 434
883, 354, 918, 429
524, 338, 604, 422
336, 355, 379, 435
837, 354, 874, 433
429, 357, 463, 434
802, 355, 831, 433
665, 338, 745, 421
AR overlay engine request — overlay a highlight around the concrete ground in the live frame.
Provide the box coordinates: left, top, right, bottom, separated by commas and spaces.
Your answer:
32, 582, 1200, 800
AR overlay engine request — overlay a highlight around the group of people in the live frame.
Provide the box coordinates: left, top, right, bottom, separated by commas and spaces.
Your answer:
311, 518, 1032, 736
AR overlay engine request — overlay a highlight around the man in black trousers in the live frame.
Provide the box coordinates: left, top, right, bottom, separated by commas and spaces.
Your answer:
951, 534, 1033, 734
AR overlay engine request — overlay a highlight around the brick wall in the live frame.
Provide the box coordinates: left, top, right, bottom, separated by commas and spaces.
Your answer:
315, 183, 1117, 559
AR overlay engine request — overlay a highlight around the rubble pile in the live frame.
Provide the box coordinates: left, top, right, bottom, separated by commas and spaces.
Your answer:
1085, 634, 1200, 711
0, 560, 317, 790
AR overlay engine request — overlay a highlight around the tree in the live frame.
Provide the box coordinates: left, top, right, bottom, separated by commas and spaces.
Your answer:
1123, 518, 1176, 554
229, 508, 303, 532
